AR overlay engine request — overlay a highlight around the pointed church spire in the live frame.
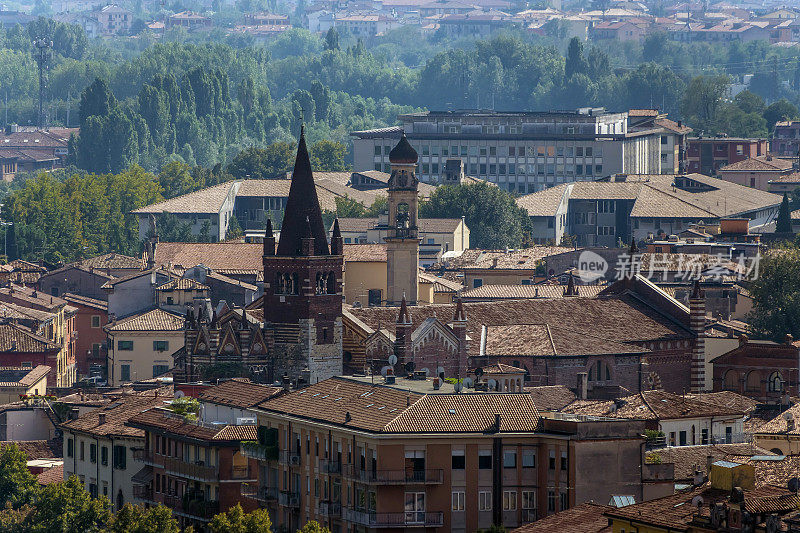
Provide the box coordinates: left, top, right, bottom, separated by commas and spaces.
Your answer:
398, 295, 411, 324
330, 218, 344, 256
276, 126, 330, 256
263, 218, 275, 257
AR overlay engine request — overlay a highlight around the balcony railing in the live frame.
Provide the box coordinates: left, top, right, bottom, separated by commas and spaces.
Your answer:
231, 465, 250, 479
240, 441, 278, 462
133, 449, 156, 464
343, 466, 443, 484
319, 460, 341, 474
132, 485, 153, 501
163, 493, 220, 520
317, 501, 342, 517
163, 456, 217, 481
342, 509, 444, 528
278, 490, 301, 508
278, 450, 302, 466
241, 483, 278, 503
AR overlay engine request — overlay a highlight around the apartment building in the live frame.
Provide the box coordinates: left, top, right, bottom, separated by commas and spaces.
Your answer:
352, 109, 671, 192
61, 392, 167, 511
772, 120, 800, 157
128, 406, 260, 530
243, 377, 650, 532
686, 137, 769, 176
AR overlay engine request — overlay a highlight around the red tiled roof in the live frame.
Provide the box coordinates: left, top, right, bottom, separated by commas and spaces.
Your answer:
512, 502, 612, 532
37, 464, 63, 485
198, 379, 283, 409
106, 308, 184, 332
60, 393, 168, 439
129, 407, 257, 442
153, 242, 263, 273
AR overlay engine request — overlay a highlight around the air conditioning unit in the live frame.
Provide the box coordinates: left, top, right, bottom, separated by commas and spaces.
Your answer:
236, 417, 256, 425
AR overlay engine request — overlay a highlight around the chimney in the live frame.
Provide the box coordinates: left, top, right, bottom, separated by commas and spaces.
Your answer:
492, 257, 499, 268
689, 280, 706, 393
98, 413, 106, 425
494, 413, 502, 432
677, 120, 682, 128
282, 374, 291, 392
706, 455, 714, 476
693, 468, 704, 486
576, 372, 588, 400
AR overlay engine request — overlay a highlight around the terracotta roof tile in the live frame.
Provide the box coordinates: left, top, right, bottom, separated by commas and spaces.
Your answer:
198, 379, 283, 409
60, 393, 168, 438
0, 439, 61, 459
344, 243, 387, 262
156, 278, 208, 291
106, 308, 184, 332
563, 390, 749, 420
753, 402, 800, 435
61, 293, 107, 311
720, 155, 794, 172
258, 377, 539, 433
0, 365, 50, 387
133, 182, 237, 214
36, 464, 63, 485
439, 247, 575, 271
526, 385, 576, 411
153, 242, 263, 273
511, 502, 612, 532
460, 284, 604, 300
0, 323, 60, 352
129, 407, 257, 442
648, 443, 778, 481
78, 253, 143, 271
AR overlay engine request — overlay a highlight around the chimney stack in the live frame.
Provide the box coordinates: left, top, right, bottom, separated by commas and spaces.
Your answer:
689, 280, 706, 393
576, 372, 588, 400
495, 413, 502, 432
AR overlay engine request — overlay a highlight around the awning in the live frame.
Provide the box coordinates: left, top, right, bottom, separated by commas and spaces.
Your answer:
131, 465, 153, 485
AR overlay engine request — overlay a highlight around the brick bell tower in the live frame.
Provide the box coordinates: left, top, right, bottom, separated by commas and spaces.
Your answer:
262, 126, 344, 383
386, 132, 420, 306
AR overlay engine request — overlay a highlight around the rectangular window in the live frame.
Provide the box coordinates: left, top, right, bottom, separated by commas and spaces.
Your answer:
576, 147, 584, 157
67, 438, 74, 458
560, 491, 569, 511
113, 445, 127, 469
478, 450, 492, 469
89, 483, 97, 498
452, 450, 465, 470
473, 279, 483, 289
522, 491, 535, 509
101, 446, 108, 466
80, 441, 85, 461
120, 364, 131, 382
548, 490, 556, 512
90, 443, 97, 463
91, 316, 101, 328
452, 491, 465, 511
522, 450, 536, 468
405, 492, 425, 524
503, 491, 517, 511
561, 451, 568, 471
479, 491, 492, 511
503, 450, 516, 468
153, 340, 169, 352
153, 365, 169, 377
117, 340, 133, 351
508, 146, 515, 156
549, 450, 556, 469
489, 147, 496, 156
585, 147, 593, 157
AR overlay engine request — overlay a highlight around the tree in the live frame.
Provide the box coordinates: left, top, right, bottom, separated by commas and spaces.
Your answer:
79, 78, 116, 129
323, 28, 340, 51
23, 475, 111, 533
777, 193, 793, 234
297, 521, 331, 533
227, 143, 295, 180
733, 90, 765, 115
334, 196, 366, 217
419, 182, 531, 249
0, 443, 39, 510
104, 504, 180, 533
747, 245, 800, 341
310, 140, 348, 171
682, 75, 730, 133
764, 99, 800, 132
564, 37, 587, 80
226, 213, 243, 240
209, 503, 272, 533
167, 396, 200, 420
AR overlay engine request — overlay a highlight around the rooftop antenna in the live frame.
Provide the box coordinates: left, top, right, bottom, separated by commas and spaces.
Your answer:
33, 39, 52, 130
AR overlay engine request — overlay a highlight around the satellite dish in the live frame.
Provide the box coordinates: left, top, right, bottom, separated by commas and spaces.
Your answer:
437, 366, 445, 378
463, 377, 474, 388
381, 366, 390, 377
405, 361, 416, 373
388, 355, 398, 366
691, 495, 703, 508
784, 411, 794, 421
174, 390, 185, 398
454, 382, 463, 393
789, 477, 800, 493
475, 367, 484, 378
487, 379, 497, 391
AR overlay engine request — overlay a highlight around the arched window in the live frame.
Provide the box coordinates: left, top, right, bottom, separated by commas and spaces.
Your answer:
588, 361, 611, 382
316, 272, 326, 294
276, 272, 285, 294
768, 372, 783, 392
327, 272, 337, 294
723, 370, 739, 391
746, 371, 760, 392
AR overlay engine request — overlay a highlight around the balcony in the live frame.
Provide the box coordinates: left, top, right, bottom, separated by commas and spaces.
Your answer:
278, 491, 301, 509
163, 456, 217, 482
317, 501, 342, 518
240, 441, 278, 462
341, 509, 444, 528
278, 450, 302, 467
163, 493, 220, 521
343, 467, 443, 485
241, 483, 278, 503
319, 459, 341, 474
133, 449, 156, 464
132, 485, 153, 501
